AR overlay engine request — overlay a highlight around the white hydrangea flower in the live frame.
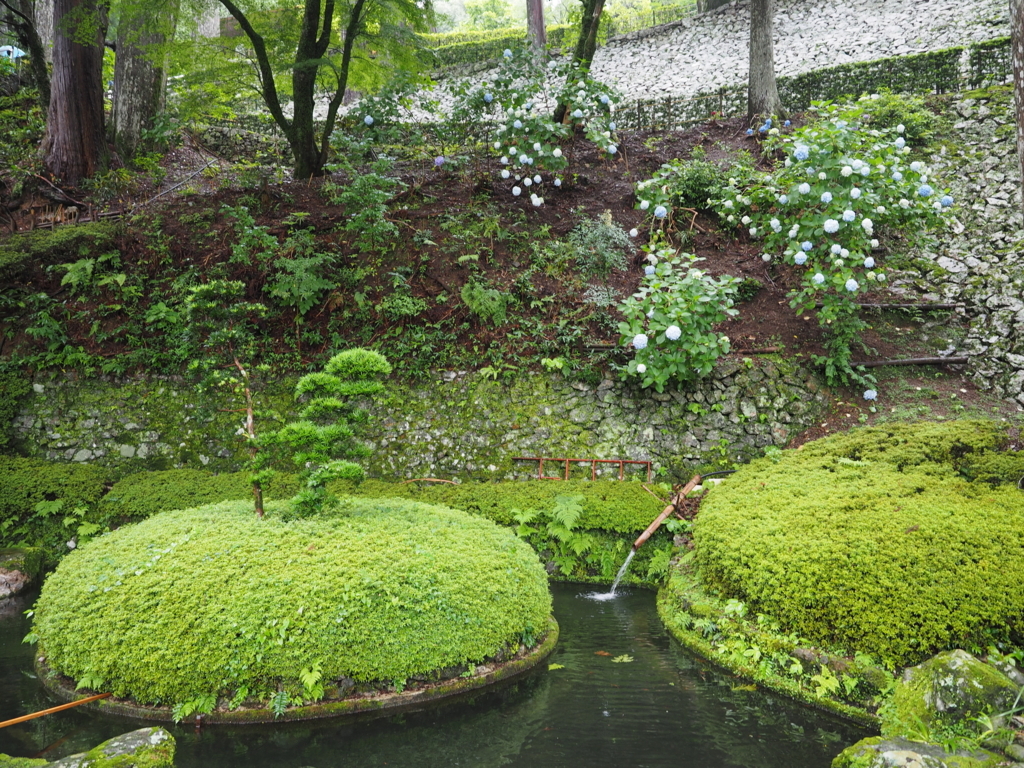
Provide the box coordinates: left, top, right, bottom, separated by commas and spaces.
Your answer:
850, 188, 862, 199
841, 166, 853, 177
629, 228, 639, 237
665, 325, 681, 341
640, 200, 650, 210
636, 364, 647, 374
798, 183, 811, 195
876, 206, 886, 214
553, 148, 563, 158
870, 238, 879, 248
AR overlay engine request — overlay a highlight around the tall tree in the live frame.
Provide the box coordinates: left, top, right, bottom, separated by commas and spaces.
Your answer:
526, 0, 545, 49
747, 0, 783, 119
552, 0, 602, 123
1013, 0, 1024, 216
110, 0, 179, 157
0, 0, 51, 108
216, 0, 432, 179
40, 0, 108, 185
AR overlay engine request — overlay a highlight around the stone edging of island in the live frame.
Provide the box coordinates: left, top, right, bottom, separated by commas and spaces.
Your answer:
35, 616, 559, 725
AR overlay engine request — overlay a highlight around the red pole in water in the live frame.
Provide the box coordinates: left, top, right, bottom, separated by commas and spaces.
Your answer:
0, 693, 112, 729
632, 475, 701, 551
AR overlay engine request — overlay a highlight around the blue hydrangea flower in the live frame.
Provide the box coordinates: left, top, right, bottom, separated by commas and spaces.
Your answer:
863, 389, 878, 401
609, 122, 617, 130
632, 333, 648, 350
845, 278, 859, 292
573, 109, 584, 119
940, 195, 954, 207
484, 92, 493, 103
364, 115, 374, 126
842, 209, 856, 222
501, 169, 510, 179
813, 273, 825, 284
830, 244, 841, 255
821, 192, 833, 203
823, 219, 839, 233
600, 94, 610, 104
779, 195, 789, 204
794, 145, 810, 161
892, 171, 903, 181
918, 184, 933, 197
746, 128, 754, 136
519, 153, 528, 163
533, 174, 542, 184
665, 325, 681, 341
512, 186, 522, 196
794, 253, 807, 265
850, 188, 862, 200
503, 49, 513, 58
608, 144, 618, 154
801, 241, 813, 251
513, 119, 523, 129
554, 178, 562, 187
864, 256, 875, 268
434, 156, 445, 167
644, 265, 655, 276
798, 183, 811, 195
895, 137, 906, 149
654, 205, 668, 219
784, 120, 791, 127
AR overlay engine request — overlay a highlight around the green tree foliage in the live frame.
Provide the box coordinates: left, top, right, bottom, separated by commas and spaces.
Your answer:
464, 0, 518, 29
273, 349, 392, 516
210, 0, 435, 177
30, 498, 552, 710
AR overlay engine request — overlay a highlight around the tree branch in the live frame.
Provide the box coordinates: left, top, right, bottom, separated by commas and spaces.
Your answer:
216, 0, 292, 139
318, 0, 365, 164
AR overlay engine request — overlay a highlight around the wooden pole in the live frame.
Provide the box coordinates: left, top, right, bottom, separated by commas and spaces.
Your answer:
0, 693, 112, 729
851, 356, 969, 368
632, 475, 701, 551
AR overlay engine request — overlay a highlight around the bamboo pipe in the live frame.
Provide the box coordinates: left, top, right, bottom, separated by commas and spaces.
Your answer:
0, 693, 112, 729
632, 475, 701, 551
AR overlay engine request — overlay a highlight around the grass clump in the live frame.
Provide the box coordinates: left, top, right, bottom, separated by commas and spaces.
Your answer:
31, 497, 552, 712
693, 420, 1024, 668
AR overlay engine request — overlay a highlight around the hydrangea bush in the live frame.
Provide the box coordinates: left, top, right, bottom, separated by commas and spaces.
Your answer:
618, 249, 740, 392
456, 48, 620, 207
636, 97, 954, 387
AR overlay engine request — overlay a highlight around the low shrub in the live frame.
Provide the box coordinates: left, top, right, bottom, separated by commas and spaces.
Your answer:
329, 478, 666, 533
97, 469, 300, 523
31, 498, 552, 712
693, 421, 1024, 668
0, 457, 111, 561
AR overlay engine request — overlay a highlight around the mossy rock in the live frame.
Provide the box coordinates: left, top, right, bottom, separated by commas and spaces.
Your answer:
883, 650, 1020, 738
49, 728, 174, 768
832, 735, 1004, 768
0, 547, 43, 597
694, 421, 1024, 667
31, 497, 552, 713
0, 757, 47, 767
0, 222, 118, 282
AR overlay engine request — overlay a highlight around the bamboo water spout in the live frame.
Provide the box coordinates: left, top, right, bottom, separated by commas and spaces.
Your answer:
631, 475, 701, 552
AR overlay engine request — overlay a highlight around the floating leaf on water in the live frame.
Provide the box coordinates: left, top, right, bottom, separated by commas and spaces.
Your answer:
548, 663, 565, 670
732, 684, 757, 691
611, 655, 634, 663
594, 651, 612, 657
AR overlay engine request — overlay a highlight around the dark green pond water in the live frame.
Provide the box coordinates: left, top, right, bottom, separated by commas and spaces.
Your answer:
1, 584, 869, 767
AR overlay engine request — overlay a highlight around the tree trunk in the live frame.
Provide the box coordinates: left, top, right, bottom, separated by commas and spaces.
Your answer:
35, 0, 53, 61
1013, 0, 1024, 217
40, 0, 108, 186
0, 0, 51, 107
553, 0, 604, 122
747, 0, 783, 120
527, 0, 546, 49
112, 4, 173, 159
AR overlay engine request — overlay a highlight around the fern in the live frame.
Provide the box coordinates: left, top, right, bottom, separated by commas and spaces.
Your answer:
461, 281, 508, 326
269, 690, 290, 718
76, 671, 104, 692
299, 661, 325, 702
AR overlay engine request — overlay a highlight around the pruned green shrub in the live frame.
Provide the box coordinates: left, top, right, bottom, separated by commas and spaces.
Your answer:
693, 421, 1024, 668
0, 457, 111, 561
32, 498, 552, 710
329, 478, 666, 533
97, 469, 300, 523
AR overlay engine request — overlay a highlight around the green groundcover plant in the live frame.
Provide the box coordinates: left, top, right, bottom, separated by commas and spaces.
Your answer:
29, 498, 552, 714
693, 421, 1024, 668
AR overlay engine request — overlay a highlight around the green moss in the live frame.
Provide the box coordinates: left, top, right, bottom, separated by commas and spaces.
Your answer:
694, 421, 1024, 667
0, 222, 118, 282
0, 457, 112, 563
32, 497, 552, 709
56, 728, 175, 768
882, 650, 1020, 738
0, 756, 48, 767
831, 736, 1005, 768
0, 547, 44, 581
0, 372, 31, 453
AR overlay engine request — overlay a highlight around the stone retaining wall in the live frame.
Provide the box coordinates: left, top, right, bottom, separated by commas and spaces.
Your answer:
10, 358, 827, 480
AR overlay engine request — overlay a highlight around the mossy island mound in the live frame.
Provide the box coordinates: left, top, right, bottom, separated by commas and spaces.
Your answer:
694, 420, 1024, 668
32, 497, 554, 721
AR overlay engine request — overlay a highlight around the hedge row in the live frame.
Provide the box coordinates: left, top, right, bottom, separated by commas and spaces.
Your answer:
33, 498, 552, 706
693, 421, 1024, 668
423, 25, 574, 70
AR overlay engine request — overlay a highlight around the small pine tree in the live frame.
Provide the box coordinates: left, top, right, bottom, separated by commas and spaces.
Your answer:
273, 349, 392, 517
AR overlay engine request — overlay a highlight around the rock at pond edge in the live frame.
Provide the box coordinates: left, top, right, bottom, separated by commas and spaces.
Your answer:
832, 735, 1005, 768
0, 548, 43, 598
49, 727, 174, 768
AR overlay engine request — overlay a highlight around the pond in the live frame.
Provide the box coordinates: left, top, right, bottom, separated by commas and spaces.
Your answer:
1, 584, 870, 767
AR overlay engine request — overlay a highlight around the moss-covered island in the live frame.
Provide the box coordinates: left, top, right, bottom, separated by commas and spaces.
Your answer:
30, 497, 555, 723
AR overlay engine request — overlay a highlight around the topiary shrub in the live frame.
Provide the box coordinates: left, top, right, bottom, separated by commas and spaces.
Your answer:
97, 469, 300, 523
31, 497, 552, 714
693, 421, 1024, 668
0, 457, 111, 561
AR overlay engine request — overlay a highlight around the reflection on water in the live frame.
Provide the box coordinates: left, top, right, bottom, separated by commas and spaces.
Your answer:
1, 585, 870, 767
